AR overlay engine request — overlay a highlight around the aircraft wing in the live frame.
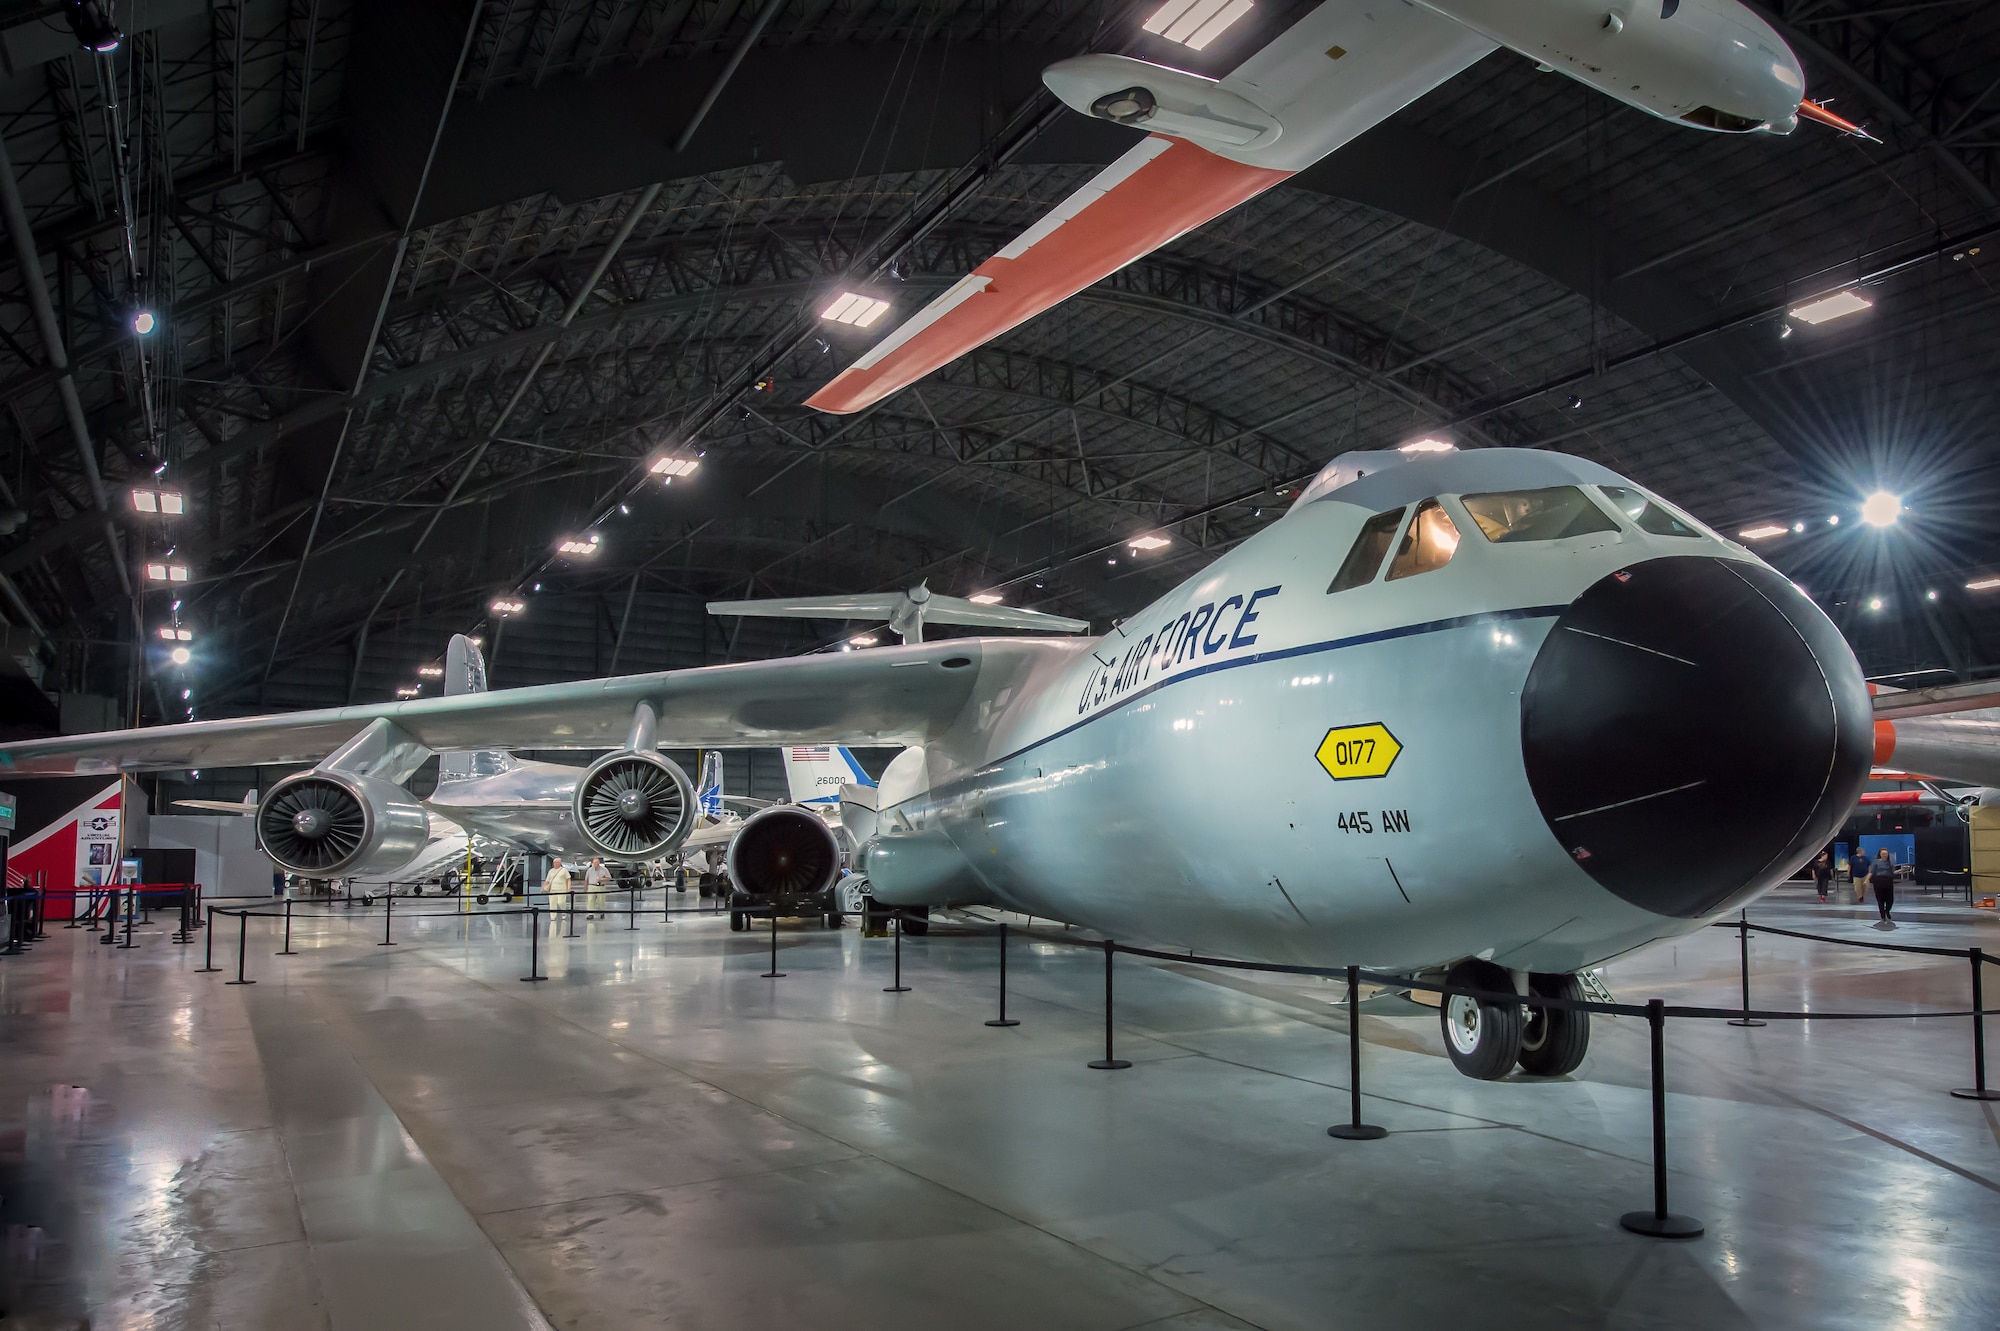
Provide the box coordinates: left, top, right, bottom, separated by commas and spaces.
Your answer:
708, 590, 1088, 633
0, 637, 1011, 778
171, 799, 259, 815
803, 135, 1288, 414
1871, 679, 2000, 720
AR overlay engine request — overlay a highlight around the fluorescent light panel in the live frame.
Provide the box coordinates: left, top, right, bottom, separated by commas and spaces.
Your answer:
1789, 290, 1872, 325
1967, 577, 2000, 591
969, 593, 1003, 605
650, 455, 700, 477
558, 535, 601, 555
1738, 523, 1790, 541
491, 598, 524, 615
1143, 0, 1253, 49
821, 292, 891, 328
1129, 534, 1171, 551
418, 665, 443, 678
1398, 437, 1454, 454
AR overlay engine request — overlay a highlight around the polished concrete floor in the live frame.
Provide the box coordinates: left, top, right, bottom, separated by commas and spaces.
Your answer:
3, 884, 1998, 1330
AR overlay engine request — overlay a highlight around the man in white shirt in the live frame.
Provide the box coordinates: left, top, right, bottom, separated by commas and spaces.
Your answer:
583, 856, 613, 919
543, 856, 571, 910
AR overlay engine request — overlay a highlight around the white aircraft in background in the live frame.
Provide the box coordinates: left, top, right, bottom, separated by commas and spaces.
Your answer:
807, 0, 1867, 415
0, 443, 1876, 1081
1870, 683, 2000, 795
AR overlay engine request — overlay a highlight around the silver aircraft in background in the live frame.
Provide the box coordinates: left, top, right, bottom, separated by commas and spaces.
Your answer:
1, 444, 1886, 1080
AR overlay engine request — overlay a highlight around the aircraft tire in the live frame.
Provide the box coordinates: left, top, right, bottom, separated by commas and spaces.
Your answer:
1516, 973, 1590, 1077
729, 910, 748, 932
1439, 960, 1523, 1080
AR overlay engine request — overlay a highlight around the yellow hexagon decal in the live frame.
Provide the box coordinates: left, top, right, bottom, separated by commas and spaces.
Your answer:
1315, 723, 1402, 781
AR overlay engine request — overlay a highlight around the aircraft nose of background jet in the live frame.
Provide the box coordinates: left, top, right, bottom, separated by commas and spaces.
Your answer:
1520, 556, 1873, 919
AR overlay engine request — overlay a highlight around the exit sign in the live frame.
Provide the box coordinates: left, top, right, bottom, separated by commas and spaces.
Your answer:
0, 791, 14, 833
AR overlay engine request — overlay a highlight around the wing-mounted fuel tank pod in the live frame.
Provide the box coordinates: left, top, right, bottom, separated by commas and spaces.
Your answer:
1416, 0, 1805, 133
1044, 55, 1283, 148
571, 701, 698, 861
255, 717, 434, 877
862, 746, 993, 908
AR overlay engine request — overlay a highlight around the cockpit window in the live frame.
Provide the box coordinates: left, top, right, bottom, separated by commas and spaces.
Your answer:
1460, 487, 1619, 544
1386, 499, 1460, 580
1328, 506, 1405, 593
1599, 485, 1701, 538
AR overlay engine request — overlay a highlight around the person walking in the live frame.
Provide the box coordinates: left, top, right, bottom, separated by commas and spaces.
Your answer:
1868, 848, 1897, 925
583, 856, 613, 919
1812, 851, 1832, 904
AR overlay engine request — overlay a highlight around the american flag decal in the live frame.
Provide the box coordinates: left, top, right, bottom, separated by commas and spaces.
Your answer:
791, 746, 832, 761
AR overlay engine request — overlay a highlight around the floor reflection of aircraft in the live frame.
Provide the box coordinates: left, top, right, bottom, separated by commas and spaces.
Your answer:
0, 444, 1871, 1082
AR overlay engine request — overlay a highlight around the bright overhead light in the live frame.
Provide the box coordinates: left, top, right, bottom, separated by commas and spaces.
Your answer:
1792, 521, 1806, 533
467, 635, 484, 647
169, 646, 191, 665
1867, 597, 1884, 611
1789, 290, 1872, 326
1927, 590, 1939, 601
1128, 534, 1171, 551
1967, 577, 2000, 592
1738, 523, 1789, 541
820, 292, 892, 328
1143, 0, 1254, 49
396, 686, 420, 699
491, 597, 525, 615
1398, 437, 1455, 454
848, 634, 878, 646
156, 626, 193, 642
131, 309, 156, 336
418, 665, 444, 678
1860, 491, 1902, 528
144, 562, 190, 583
130, 487, 184, 515
1827, 514, 1841, 526
557, 534, 601, 556
969, 593, 1004, 605
650, 454, 700, 482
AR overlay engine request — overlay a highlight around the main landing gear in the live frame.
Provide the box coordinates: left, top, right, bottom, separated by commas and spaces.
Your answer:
1439, 961, 1591, 1080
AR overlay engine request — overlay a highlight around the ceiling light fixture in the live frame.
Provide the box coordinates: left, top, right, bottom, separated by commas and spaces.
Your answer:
130, 309, 156, 336
819, 292, 892, 328
1737, 523, 1789, 541
968, 593, 1003, 605
1860, 491, 1902, 528
1867, 596, 1884, 611
490, 597, 525, 616
557, 534, 602, 556
650, 454, 700, 485
1788, 290, 1872, 326
1398, 437, 1455, 454
1967, 577, 2000, 592
130, 487, 184, 515
66, 0, 121, 52
418, 665, 444, 678
848, 634, 879, 646
1143, 0, 1254, 50
144, 562, 190, 583
169, 646, 191, 665
396, 686, 420, 698
1128, 534, 1171, 551
156, 626, 193, 642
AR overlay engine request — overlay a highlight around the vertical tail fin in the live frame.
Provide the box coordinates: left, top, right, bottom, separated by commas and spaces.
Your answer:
782, 744, 875, 808
438, 634, 515, 782
696, 751, 725, 820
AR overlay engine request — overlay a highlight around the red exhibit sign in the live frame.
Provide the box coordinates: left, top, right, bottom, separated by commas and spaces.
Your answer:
5, 782, 122, 919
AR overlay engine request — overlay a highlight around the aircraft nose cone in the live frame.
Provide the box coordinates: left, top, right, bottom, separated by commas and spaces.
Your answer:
1521, 556, 1872, 918
617, 788, 650, 821
293, 808, 329, 840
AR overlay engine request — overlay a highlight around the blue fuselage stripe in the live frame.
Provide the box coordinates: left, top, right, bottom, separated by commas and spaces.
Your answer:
979, 604, 1569, 774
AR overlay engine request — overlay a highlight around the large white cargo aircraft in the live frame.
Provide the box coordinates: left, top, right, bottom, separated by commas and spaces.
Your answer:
807, 0, 1864, 415
0, 445, 1874, 1079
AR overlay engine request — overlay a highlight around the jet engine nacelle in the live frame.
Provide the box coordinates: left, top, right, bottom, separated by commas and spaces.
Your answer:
256, 770, 430, 878
726, 806, 841, 900
572, 750, 697, 861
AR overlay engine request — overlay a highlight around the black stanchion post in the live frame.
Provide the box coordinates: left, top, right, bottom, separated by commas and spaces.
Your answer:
98, 888, 116, 944
378, 891, 396, 946
1728, 911, 1764, 1028
174, 886, 191, 944
117, 888, 138, 948
1619, 999, 1701, 1238
197, 906, 221, 972
277, 896, 296, 955
1328, 965, 1388, 1140
521, 907, 548, 982
628, 883, 637, 930
884, 912, 910, 993
565, 889, 577, 938
1089, 940, 1133, 1070
763, 907, 785, 978
1952, 948, 2000, 1101
225, 912, 256, 985
986, 922, 1020, 1027
30, 887, 47, 940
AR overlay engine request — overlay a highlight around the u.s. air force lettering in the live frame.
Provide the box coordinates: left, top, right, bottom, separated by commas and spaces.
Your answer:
1077, 584, 1283, 714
